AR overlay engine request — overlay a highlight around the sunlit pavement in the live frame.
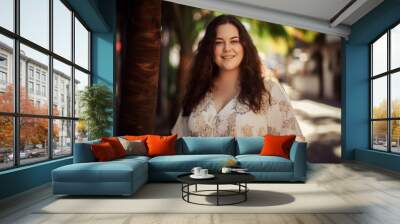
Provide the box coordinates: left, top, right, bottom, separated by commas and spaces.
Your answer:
291, 99, 341, 163
282, 83, 342, 163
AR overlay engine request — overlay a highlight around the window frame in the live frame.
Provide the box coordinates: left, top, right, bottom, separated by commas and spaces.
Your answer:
0, 0, 92, 171
370, 20, 400, 154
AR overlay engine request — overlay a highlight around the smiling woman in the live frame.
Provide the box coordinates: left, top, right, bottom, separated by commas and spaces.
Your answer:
172, 15, 304, 141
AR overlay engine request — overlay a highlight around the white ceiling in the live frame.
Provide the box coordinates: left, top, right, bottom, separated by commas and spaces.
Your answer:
227, 0, 353, 23
164, 0, 384, 38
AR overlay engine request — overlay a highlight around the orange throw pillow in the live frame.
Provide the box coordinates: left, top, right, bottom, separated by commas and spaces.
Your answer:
146, 135, 177, 157
91, 142, 117, 161
260, 134, 296, 159
101, 137, 126, 158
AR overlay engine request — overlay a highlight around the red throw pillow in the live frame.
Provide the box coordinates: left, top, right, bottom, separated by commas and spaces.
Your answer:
91, 142, 117, 161
146, 135, 177, 157
260, 134, 296, 159
101, 137, 126, 158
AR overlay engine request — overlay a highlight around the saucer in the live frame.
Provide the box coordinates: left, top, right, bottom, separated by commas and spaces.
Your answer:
190, 174, 215, 179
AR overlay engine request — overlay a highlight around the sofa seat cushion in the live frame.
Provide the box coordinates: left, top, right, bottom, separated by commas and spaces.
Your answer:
149, 154, 235, 172
116, 155, 150, 163
236, 155, 293, 172
53, 159, 147, 183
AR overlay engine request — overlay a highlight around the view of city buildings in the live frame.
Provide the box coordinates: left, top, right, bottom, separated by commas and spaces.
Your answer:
0, 40, 88, 169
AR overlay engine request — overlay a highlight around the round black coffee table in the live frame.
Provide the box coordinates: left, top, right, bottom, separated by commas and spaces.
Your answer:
177, 173, 255, 206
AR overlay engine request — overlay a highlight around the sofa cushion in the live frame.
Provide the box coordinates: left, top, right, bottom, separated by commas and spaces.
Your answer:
91, 142, 118, 161
118, 137, 147, 156
260, 135, 296, 159
53, 158, 147, 183
148, 154, 235, 172
177, 137, 235, 155
115, 155, 150, 163
236, 155, 293, 172
101, 137, 127, 158
147, 135, 177, 157
236, 137, 264, 155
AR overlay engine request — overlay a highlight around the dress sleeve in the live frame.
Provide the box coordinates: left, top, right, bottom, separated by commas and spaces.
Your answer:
171, 111, 191, 138
265, 79, 306, 142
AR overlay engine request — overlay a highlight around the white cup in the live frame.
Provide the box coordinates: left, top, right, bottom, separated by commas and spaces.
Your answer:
200, 169, 208, 176
221, 167, 232, 174
191, 167, 202, 176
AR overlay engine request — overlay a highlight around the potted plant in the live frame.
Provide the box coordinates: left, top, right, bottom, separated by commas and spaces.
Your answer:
79, 84, 113, 140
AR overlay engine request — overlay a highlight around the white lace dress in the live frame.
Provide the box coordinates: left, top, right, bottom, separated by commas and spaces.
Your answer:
172, 77, 304, 141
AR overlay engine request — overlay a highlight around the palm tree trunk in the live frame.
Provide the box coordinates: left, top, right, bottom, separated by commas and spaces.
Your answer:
117, 0, 161, 135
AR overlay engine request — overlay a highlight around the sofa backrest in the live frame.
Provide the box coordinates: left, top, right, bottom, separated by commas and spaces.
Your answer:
235, 136, 264, 155
74, 136, 268, 162
177, 137, 236, 155
73, 139, 100, 163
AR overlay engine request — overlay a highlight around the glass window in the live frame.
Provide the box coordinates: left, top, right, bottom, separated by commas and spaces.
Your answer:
0, 0, 91, 170
0, 0, 14, 32
74, 69, 89, 118
36, 83, 40, 95
391, 120, 400, 153
20, 0, 49, 49
53, 0, 72, 60
41, 85, 46, 96
75, 120, 88, 143
53, 119, 72, 158
391, 72, 400, 118
371, 25, 400, 154
53, 59, 71, 116
19, 117, 49, 165
35, 70, 40, 80
28, 67, 34, 80
28, 81, 33, 93
74, 18, 89, 70
372, 76, 387, 119
391, 24, 400, 70
0, 71, 7, 84
20, 44, 49, 115
0, 55, 7, 67
372, 33, 387, 77
0, 116, 13, 170
372, 121, 388, 151
0, 34, 13, 113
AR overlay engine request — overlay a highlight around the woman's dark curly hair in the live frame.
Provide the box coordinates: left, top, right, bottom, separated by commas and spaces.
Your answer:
182, 14, 269, 116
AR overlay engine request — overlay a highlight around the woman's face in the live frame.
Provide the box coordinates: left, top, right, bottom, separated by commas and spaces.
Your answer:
213, 23, 244, 72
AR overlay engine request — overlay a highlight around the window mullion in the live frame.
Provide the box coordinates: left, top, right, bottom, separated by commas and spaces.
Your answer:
370, 45, 373, 149
48, 0, 54, 160
71, 10, 76, 155
13, 0, 20, 167
388, 30, 391, 152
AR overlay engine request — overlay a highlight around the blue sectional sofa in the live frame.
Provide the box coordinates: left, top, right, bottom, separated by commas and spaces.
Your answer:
52, 137, 307, 196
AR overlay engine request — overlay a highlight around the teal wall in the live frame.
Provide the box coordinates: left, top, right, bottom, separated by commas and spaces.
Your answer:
343, 0, 400, 171
0, 158, 72, 199
91, 0, 116, 135
0, 0, 116, 200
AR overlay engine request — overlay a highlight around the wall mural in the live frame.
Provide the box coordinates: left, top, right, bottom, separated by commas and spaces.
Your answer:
116, 1, 342, 163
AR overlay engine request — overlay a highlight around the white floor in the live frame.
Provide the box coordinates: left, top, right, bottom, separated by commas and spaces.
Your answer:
1, 162, 400, 224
